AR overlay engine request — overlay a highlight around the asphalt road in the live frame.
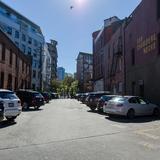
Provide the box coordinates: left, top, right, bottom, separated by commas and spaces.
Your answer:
0, 99, 160, 160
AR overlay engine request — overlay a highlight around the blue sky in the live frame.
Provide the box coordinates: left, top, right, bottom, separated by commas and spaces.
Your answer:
2, 0, 141, 74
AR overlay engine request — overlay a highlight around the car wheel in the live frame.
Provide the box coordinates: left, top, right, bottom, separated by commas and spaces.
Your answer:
127, 109, 135, 119
34, 106, 40, 110
90, 107, 96, 112
153, 108, 160, 117
23, 102, 29, 110
6, 116, 17, 122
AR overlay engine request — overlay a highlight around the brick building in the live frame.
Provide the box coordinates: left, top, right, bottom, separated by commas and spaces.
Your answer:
125, 0, 160, 104
104, 21, 125, 94
0, 29, 31, 90
92, 16, 122, 91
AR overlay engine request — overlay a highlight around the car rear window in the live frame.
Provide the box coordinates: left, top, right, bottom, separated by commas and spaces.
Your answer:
0, 92, 18, 99
111, 97, 128, 102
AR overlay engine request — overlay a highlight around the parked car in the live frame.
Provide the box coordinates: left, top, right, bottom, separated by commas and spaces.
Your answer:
16, 90, 44, 110
103, 96, 160, 119
86, 91, 111, 111
0, 89, 21, 121
76, 93, 84, 101
41, 92, 50, 103
97, 95, 116, 112
51, 93, 59, 99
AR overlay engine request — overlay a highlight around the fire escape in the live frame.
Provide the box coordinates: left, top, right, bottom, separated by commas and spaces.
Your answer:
110, 36, 123, 90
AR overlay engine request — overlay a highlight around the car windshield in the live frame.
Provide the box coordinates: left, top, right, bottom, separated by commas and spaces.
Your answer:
0, 92, 18, 99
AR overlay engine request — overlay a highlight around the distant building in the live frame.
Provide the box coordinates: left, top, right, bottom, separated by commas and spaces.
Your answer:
76, 52, 93, 92
0, 29, 31, 90
92, 16, 122, 91
42, 43, 52, 91
47, 40, 58, 80
0, 1, 45, 90
65, 73, 74, 78
57, 67, 65, 81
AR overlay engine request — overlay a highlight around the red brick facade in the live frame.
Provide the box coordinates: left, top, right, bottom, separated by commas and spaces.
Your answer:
0, 30, 31, 91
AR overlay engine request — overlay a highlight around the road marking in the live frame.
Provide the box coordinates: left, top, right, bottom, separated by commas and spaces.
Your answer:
110, 124, 127, 129
135, 131, 159, 140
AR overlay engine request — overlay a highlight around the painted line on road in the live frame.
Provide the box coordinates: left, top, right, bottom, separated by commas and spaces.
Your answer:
110, 124, 127, 129
135, 131, 159, 140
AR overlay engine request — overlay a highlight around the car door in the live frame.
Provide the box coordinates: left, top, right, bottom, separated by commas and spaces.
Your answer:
128, 97, 140, 115
136, 97, 150, 115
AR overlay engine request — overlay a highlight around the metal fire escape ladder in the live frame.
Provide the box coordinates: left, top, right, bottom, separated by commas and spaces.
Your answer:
110, 37, 122, 77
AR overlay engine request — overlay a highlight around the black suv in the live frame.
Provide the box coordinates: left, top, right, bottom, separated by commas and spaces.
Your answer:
41, 92, 50, 103
16, 90, 44, 110
86, 91, 111, 111
0, 101, 4, 120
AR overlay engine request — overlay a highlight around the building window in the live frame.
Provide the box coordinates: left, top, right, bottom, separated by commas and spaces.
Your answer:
9, 49, 12, 65
6, 26, 12, 35
157, 0, 160, 19
34, 40, 38, 47
33, 70, 36, 78
28, 47, 31, 55
33, 60, 37, 68
22, 34, 26, 41
131, 48, 135, 66
15, 55, 18, 68
22, 61, 24, 72
21, 44, 26, 53
2, 43, 5, 61
28, 37, 32, 44
7, 74, 12, 90
14, 77, 17, 90
0, 72, 4, 88
15, 30, 19, 39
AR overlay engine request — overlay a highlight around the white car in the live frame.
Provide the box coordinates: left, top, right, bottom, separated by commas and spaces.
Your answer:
103, 96, 160, 119
0, 89, 22, 121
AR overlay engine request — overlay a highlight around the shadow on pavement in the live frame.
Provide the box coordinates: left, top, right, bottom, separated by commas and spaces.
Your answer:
0, 120, 16, 129
87, 109, 160, 123
87, 110, 107, 116
22, 108, 43, 112
105, 115, 160, 123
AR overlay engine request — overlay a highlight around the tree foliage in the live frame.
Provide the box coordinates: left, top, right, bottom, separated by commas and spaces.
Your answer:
51, 76, 79, 97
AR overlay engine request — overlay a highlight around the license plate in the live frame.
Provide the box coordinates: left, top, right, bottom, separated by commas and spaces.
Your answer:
8, 103, 14, 107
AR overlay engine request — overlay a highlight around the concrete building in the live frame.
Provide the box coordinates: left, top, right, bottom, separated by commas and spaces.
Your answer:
57, 67, 65, 81
0, 1, 45, 90
92, 16, 122, 91
125, 0, 160, 104
47, 40, 58, 80
76, 52, 93, 92
42, 43, 52, 91
0, 29, 31, 90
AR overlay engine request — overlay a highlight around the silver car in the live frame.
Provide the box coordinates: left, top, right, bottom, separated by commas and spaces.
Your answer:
0, 89, 22, 121
103, 96, 160, 119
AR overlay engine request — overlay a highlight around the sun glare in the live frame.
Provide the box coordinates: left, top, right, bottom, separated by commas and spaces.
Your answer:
77, 0, 86, 6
